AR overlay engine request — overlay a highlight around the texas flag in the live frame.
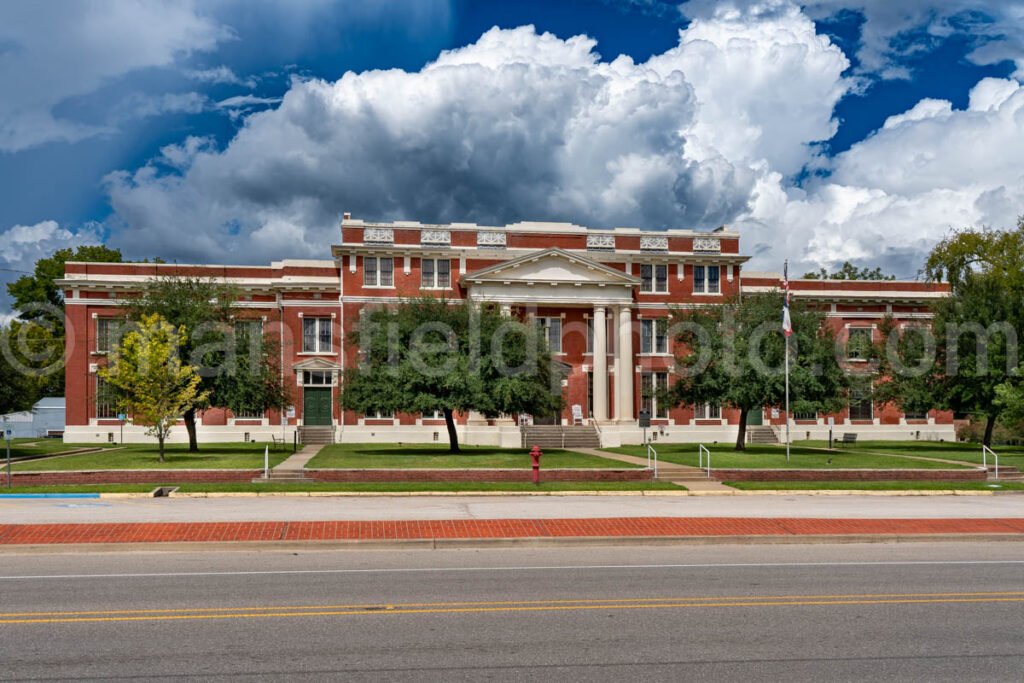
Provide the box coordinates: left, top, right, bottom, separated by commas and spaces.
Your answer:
782, 260, 792, 337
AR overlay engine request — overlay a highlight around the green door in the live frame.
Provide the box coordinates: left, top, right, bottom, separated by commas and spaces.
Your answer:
747, 408, 763, 426
303, 387, 332, 426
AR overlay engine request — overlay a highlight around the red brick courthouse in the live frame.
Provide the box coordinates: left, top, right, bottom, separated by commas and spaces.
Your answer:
61, 217, 954, 446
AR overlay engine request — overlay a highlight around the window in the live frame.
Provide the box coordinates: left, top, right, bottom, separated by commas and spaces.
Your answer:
96, 376, 117, 419
424, 410, 445, 420
234, 319, 263, 337
794, 411, 817, 420
847, 328, 873, 360
363, 256, 394, 287
535, 317, 562, 353
586, 371, 594, 417
234, 407, 264, 419
302, 318, 332, 353
302, 370, 333, 385
96, 318, 124, 353
693, 265, 721, 294
640, 319, 669, 354
364, 409, 394, 419
421, 258, 451, 288
585, 317, 614, 354
694, 403, 721, 420
904, 409, 928, 420
640, 264, 668, 293
849, 377, 873, 420
640, 372, 670, 419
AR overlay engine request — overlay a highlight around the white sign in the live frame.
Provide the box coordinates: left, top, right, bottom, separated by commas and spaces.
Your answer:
3, 428, 12, 441
771, 408, 780, 419
286, 405, 296, 418
571, 404, 583, 424
827, 416, 835, 426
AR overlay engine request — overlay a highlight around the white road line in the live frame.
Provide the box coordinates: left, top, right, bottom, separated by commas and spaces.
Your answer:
2, 560, 1023, 581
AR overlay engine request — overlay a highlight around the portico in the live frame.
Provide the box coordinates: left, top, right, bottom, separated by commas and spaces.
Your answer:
462, 248, 639, 424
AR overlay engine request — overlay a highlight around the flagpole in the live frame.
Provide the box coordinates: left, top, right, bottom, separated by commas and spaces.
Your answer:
784, 259, 791, 463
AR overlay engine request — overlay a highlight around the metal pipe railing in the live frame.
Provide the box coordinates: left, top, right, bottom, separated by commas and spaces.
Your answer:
983, 445, 999, 479
699, 444, 711, 478
646, 443, 658, 479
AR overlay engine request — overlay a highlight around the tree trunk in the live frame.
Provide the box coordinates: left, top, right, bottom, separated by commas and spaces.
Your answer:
183, 408, 199, 452
983, 414, 996, 449
443, 408, 461, 453
734, 407, 748, 451
158, 435, 165, 463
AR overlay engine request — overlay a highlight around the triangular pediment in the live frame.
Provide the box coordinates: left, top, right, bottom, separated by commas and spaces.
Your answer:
292, 357, 341, 372
463, 248, 639, 286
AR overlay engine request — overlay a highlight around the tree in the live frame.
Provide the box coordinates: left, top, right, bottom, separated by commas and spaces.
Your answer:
666, 292, 847, 450
803, 261, 896, 281
125, 277, 287, 452
880, 221, 1024, 448
0, 325, 33, 414
99, 314, 208, 462
341, 298, 562, 453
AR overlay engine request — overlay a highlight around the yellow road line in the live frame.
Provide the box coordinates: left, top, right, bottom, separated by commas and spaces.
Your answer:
3, 594, 1024, 625
3, 590, 1022, 619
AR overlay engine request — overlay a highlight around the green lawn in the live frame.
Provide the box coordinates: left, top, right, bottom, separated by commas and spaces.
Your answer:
726, 481, 1024, 492
6, 439, 119, 459
11, 442, 288, 471
803, 440, 1024, 469
0, 481, 684, 494
606, 444, 973, 469
307, 443, 635, 469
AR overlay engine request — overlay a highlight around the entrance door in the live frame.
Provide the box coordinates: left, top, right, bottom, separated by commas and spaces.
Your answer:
747, 408, 763, 426
303, 387, 332, 426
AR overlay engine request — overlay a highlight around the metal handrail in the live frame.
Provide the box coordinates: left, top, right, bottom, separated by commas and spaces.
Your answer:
983, 445, 999, 479
698, 444, 711, 478
646, 443, 658, 479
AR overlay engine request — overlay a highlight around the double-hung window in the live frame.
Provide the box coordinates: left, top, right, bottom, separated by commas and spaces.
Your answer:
846, 328, 873, 361
693, 265, 720, 294
694, 403, 721, 420
364, 256, 394, 287
302, 317, 332, 353
96, 318, 124, 353
535, 317, 562, 353
640, 264, 668, 293
96, 377, 117, 419
365, 409, 394, 419
585, 317, 614, 354
640, 372, 670, 419
849, 377, 873, 420
640, 319, 669, 355
421, 258, 451, 289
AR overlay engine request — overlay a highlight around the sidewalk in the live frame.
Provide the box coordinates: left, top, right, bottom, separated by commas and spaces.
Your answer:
2, 516, 1022, 546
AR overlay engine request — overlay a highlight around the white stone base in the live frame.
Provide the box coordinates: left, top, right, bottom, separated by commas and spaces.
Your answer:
64, 424, 298, 445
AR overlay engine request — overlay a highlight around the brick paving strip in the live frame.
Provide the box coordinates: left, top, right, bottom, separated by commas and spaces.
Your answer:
0, 517, 1022, 546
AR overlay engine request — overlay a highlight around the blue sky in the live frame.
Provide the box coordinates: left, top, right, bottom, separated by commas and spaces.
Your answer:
2, 0, 1023, 315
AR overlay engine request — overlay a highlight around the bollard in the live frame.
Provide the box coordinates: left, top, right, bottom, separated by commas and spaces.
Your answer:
530, 445, 542, 485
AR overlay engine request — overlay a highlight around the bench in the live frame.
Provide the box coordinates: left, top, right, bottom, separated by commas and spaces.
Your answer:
271, 435, 285, 450
839, 433, 858, 447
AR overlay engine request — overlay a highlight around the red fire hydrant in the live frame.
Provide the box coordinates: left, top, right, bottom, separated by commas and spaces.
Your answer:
530, 445, 542, 485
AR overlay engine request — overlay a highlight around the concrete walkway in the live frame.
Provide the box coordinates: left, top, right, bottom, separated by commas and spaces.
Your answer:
271, 445, 324, 472
570, 447, 737, 492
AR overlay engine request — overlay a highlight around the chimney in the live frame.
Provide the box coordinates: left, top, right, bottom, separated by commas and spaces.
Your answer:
342, 212, 352, 221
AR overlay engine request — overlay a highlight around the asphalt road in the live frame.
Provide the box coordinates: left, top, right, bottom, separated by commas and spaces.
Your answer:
1, 542, 1022, 681
3, 493, 1024, 524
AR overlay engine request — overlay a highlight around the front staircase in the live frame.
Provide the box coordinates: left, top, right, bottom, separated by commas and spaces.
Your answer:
521, 424, 601, 449
746, 425, 778, 444
298, 425, 334, 445
987, 465, 1024, 482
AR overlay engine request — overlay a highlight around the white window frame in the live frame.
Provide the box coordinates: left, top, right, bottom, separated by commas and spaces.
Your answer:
640, 319, 669, 355
694, 403, 721, 420
364, 256, 394, 288
364, 409, 395, 419
849, 377, 874, 421
421, 258, 451, 289
585, 317, 614, 355
846, 327, 873, 361
233, 319, 264, 337
302, 317, 333, 354
640, 264, 668, 293
96, 376, 117, 419
96, 317, 124, 354
302, 370, 334, 386
536, 316, 562, 353
234, 407, 265, 419
640, 371, 670, 419
693, 265, 721, 294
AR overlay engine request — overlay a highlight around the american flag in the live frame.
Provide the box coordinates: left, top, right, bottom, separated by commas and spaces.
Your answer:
782, 260, 792, 337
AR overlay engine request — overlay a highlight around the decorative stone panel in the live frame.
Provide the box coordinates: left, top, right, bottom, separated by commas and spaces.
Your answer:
421, 229, 451, 245
364, 227, 394, 244
476, 231, 507, 247
587, 233, 616, 250
640, 235, 668, 251
693, 236, 721, 253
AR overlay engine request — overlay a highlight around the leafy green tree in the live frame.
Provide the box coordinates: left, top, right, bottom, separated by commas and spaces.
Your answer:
99, 314, 208, 462
0, 325, 33, 413
803, 261, 896, 281
666, 292, 847, 450
880, 222, 1024, 450
341, 298, 562, 452
214, 323, 291, 420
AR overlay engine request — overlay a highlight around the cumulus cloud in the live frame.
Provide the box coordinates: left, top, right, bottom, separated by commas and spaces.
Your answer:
104, 6, 849, 264
0, 0, 229, 151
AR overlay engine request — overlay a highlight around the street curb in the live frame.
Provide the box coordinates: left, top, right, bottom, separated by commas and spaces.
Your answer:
1, 533, 1022, 555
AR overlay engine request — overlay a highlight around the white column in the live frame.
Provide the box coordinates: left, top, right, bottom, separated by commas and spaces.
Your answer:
616, 305, 634, 423
592, 306, 608, 422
